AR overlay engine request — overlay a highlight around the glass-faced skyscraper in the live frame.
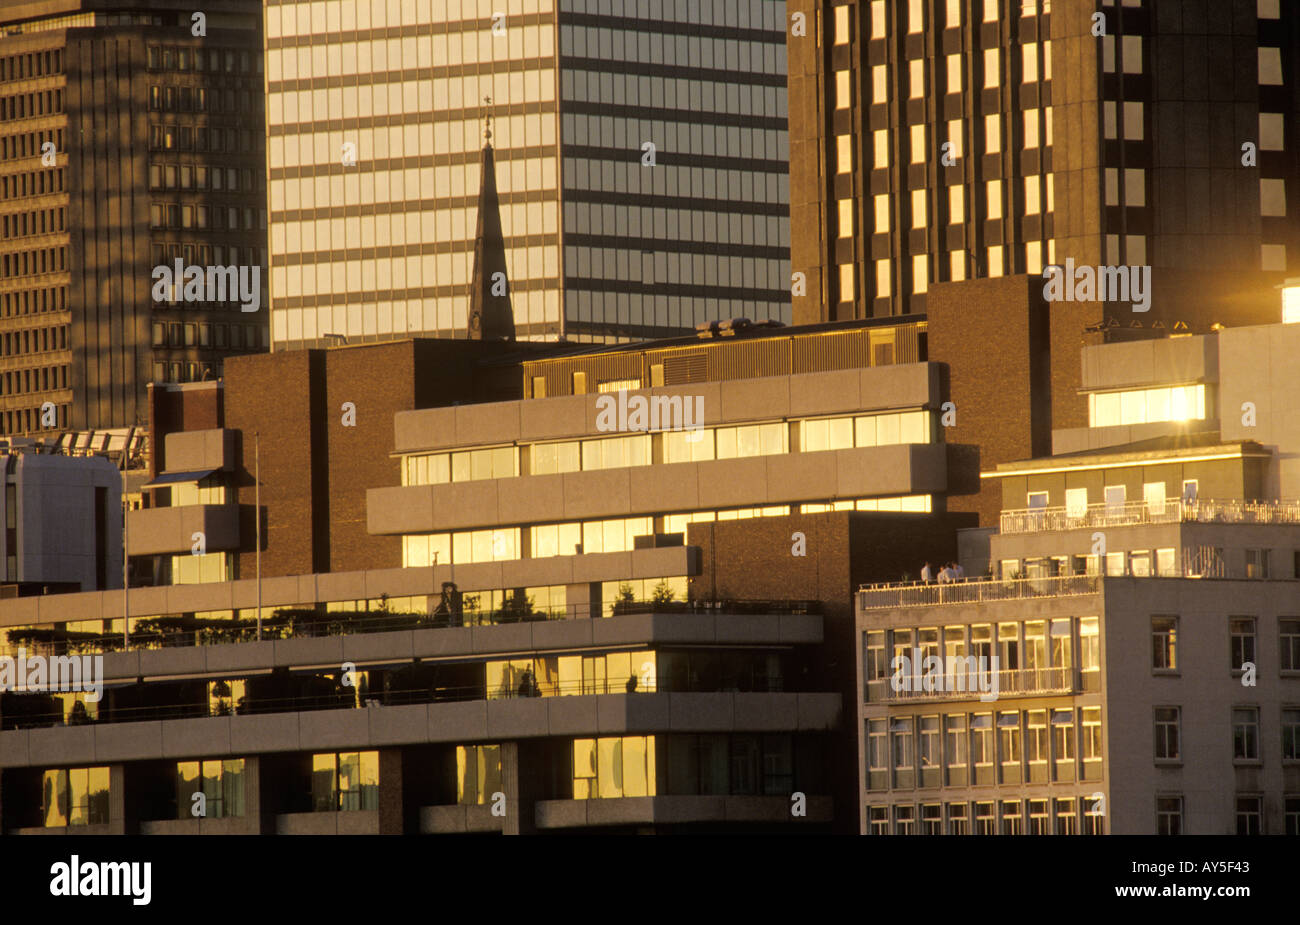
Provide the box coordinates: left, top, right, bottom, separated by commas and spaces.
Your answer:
265, 0, 791, 348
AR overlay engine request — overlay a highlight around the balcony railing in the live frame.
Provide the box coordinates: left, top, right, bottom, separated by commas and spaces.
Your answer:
866, 667, 1079, 702
857, 575, 1101, 610
1000, 498, 1300, 535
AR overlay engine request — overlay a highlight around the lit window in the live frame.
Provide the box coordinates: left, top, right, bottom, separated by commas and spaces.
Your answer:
1126, 168, 1146, 207
984, 48, 999, 87
911, 123, 926, 163
1282, 286, 1300, 324
910, 58, 924, 99
1262, 245, 1287, 271
1260, 113, 1285, 151
913, 254, 928, 294
1259, 0, 1280, 18
838, 198, 854, 238
985, 113, 1001, 153
1022, 43, 1038, 82
1105, 168, 1119, 206
1261, 179, 1287, 217
871, 0, 887, 38
947, 54, 962, 92
834, 5, 851, 43
986, 179, 1002, 219
987, 244, 1004, 277
912, 189, 927, 228
950, 251, 965, 281
873, 129, 889, 168
839, 263, 856, 301
1104, 101, 1117, 139
1025, 240, 1042, 274
1024, 108, 1039, 147
836, 134, 853, 173
983, 0, 998, 22
876, 259, 891, 296
1123, 35, 1144, 73
1024, 176, 1040, 215
1259, 47, 1283, 85
872, 64, 888, 104
874, 194, 890, 232
948, 185, 964, 223
836, 70, 852, 108
1124, 101, 1145, 140
947, 0, 961, 27
908, 0, 923, 33
947, 119, 963, 158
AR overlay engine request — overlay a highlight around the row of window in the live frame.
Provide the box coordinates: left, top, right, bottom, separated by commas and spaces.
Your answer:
0, 128, 64, 162
0, 207, 64, 240
864, 618, 1100, 699
1155, 795, 1297, 836
564, 202, 785, 252
148, 124, 260, 155
564, 246, 786, 295
0, 88, 62, 122
0, 168, 64, 201
867, 799, 1104, 836
562, 113, 788, 163
0, 365, 67, 397
1, 285, 64, 317
146, 46, 258, 75
844, 0, 1045, 41
0, 49, 62, 84
562, 26, 784, 75
562, 70, 786, 121
149, 202, 266, 233
151, 321, 260, 352
564, 157, 787, 206
400, 410, 933, 487
1151, 616, 1300, 674
149, 163, 262, 194
151, 244, 265, 272
1089, 384, 1209, 428
1, 325, 66, 357
0, 404, 68, 435
148, 85, 262, 115
866, 708, 1103, 792
0, 246, 65, 279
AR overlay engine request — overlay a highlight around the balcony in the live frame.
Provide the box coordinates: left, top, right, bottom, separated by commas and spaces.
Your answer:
126, 503, 240, 557
857, 575, 1100, 610
999, 498, 1300, 536
865, 666, 1082, 703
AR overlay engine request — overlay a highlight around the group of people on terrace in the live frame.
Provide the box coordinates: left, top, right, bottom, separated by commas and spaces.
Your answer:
920, 561, 964, 583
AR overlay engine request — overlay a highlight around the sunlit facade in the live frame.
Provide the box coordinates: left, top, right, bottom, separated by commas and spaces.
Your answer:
265, 0, 790, 348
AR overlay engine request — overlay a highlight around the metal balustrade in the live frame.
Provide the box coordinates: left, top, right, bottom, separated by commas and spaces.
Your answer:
1000, 498, 1300, 535
857, 575, 1101, 610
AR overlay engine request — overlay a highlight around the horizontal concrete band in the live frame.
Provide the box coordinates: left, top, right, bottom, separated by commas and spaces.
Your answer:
100, 610, 825, 683
532, 794, 835, 828
0, 691, 844, 767
126, 504, 241, 557
0, 547, 699, 629
368, 443, 950, 534
394, 365, 942, 454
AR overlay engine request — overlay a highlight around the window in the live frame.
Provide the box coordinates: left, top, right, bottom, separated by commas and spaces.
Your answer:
1055, 798, 1077, 835
1233, 708, 1260, 761
983, 48, 999, 88
1000, 800, 1022, 835
1156, 796, 1183, 835
1289, 798, 1300, 836
1236, 796, 1262, 835
946, 54, 961, 92
1079, 617, 1099, 689
1081, 707, 1102, 779
984, 114, 1000, 153
835, 70, 851, 109
974, 801, 995, 835
1281, 620, 1300, 672
42, 766, 110, 827
573, 736, 655, 799
1182, 480, 1198, 503
921, 803, 942, 834
834, 5, 850, 43
998, 712, 1022, 781
866, 719, 888, 790
1152, 617, 1177, 671
1245, 549, 1270, 579
909, 59, 923, 99
1282, 708, 1300, 761
912, 188, 926, 226
894, 803, 915, 835
176, 759, 245, 819
1231, 618, 1257, 671
868, 805, 889, 834
948, 184, 964, 224
312, 751, 379, 811
892, 717, 915, 787
836, 135, 853, 173
944, 714, 967, 785
1052, 710, 1075, 780
872, 65, 888, 104
457, 745, 502, 804
946, 802, 969, 835
1028, 799, 1050, 834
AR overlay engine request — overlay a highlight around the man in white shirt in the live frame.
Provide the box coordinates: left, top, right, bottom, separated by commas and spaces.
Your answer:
921, 562, 933, 583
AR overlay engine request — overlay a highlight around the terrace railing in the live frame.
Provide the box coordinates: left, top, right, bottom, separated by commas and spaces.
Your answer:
1000, 498, 1300, 535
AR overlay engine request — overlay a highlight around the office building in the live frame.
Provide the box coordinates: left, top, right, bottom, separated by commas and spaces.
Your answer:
0, 314, 989, 833
265, 0, 792, 349
787, 0, 1298, 322
856, 315, 1300, 834
0, 0, 269, 435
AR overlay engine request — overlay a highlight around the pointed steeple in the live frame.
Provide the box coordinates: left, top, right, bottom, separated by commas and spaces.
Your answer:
468, 99, 516, 342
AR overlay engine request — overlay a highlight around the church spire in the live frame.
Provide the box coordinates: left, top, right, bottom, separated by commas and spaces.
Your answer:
468, 96, 515, 342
